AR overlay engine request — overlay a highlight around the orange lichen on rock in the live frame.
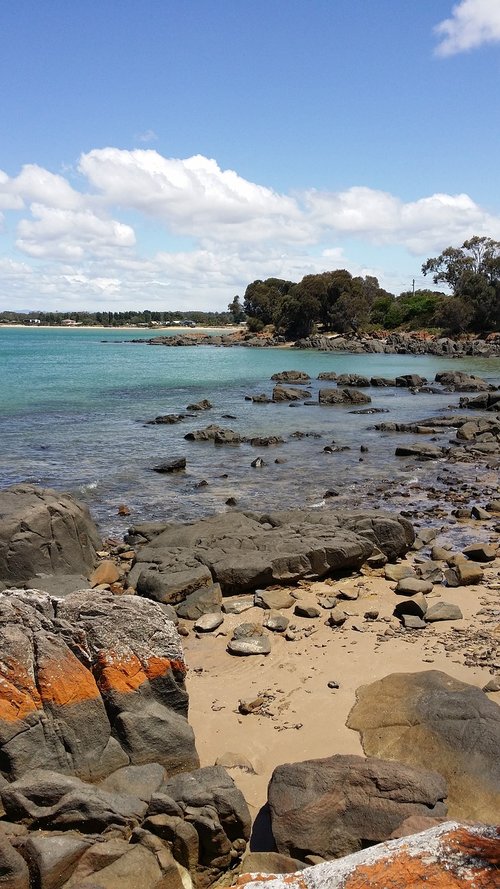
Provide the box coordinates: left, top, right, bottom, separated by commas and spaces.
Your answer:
0, 659, 41, 722
237, 824, 500, 889
36, 651, 101, 707
93, 651, 177, 694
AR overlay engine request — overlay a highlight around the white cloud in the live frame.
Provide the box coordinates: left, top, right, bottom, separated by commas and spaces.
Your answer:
16, 204, 136, 260
2, 148, 500, 311
305, 186, 500, 252
434, 0, 500, 56
78, 148, 310, 243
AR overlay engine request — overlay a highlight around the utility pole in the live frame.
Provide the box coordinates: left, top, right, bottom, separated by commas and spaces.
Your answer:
412, 278, 415, 296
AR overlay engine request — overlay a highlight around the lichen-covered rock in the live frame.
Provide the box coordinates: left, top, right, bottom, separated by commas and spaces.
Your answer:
236, 822, 500, 889
0, 485, 101, 583
267, 754, 447, 860
0, 588, 198, 781
347, 670, 500, 822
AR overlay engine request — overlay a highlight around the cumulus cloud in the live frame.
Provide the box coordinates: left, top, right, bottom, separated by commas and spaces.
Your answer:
2, 147, 500, 311
305, 186, 500, 252
78, 148, 310, 243
16, 205, 135, 260
434, 0, 500, 56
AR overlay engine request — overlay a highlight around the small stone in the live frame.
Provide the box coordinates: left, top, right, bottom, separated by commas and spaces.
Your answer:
294, 603, 320, 618
152, 457, 186, 473
471, 505, 491, 520
225, 497, 237, 506
385, 564, 415, 582
337, 587, 359, 601
455, 562, 484, 585
402, 614, 426, 629
117, 504, 131, 516
222, 597, 254, 614
394, 593, 428, 619
89, 560, 121, 587
327, 680, 340, 689
328, 606, 347, 627
251, 457, 266, 468
255, 589, 295, 610
194, 612, 224, 632
238, 698, 265, 714
364, 609, 379, 621
263, 611, 289, 632
483, 678, 500, 693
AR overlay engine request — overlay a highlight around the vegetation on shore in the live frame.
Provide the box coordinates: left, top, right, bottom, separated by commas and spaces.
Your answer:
242, 237, 500, 338
2, 237, 498, 337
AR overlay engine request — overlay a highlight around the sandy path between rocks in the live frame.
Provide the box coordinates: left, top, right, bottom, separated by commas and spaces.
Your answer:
184, 558, 499, 819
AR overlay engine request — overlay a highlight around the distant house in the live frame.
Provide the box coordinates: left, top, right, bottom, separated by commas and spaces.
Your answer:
61, 319, 79, 326
29, 318, 41, 324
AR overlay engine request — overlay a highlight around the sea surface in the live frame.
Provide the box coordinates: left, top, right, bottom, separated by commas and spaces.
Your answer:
1, 327, 499, 538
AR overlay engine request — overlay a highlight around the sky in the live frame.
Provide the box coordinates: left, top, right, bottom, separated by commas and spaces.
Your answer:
1, 0, 500, 313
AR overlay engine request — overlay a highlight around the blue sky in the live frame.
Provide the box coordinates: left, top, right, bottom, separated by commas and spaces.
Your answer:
1, 0, 500, 312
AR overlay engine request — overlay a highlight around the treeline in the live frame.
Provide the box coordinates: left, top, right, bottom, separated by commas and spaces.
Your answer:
241, 236, 500, 338
0, 310, 233, 327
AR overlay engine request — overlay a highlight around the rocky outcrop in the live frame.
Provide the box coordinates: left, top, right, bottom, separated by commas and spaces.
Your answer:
318, 389, 371, 405
237, 822, 500, 889
0, 485, 101, 584
0, 764, 251, 889
347, 671, 500, 822
294, 332, 500, 357
0, 588, 198, 782
267, 754, 447, 860
272, 386, 311, 402
435, 370, 495, 391
271, 371, 310, 383
127, 509, 414, 602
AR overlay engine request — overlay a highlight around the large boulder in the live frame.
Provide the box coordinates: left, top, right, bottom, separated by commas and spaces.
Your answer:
237, 822, 500, 889
267, 754, 447, 860
0, 588, 198, 782
0, 485, 101, 583
347, 671, 500, 822
128, 510, 413, 599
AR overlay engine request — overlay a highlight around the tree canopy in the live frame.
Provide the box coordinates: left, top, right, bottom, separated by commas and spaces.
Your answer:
422, 236, 500, 332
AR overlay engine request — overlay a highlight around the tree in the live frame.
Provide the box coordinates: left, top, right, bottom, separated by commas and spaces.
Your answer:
422, 236, 500, 332
243, 278, 294, 325
227, 295, 245, 323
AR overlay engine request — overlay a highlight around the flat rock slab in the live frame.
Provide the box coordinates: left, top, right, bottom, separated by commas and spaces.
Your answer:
129, 508, 414, 599
347, 670, 500, 823
228, 637, 271, 656
194, 612, 224, 632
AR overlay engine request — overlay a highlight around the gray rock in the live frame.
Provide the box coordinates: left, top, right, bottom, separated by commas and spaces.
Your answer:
462, 542, 496, 562
222, 597, 254, 614
294, 603, 320, 618
347, 670, 500, 822
0, 589, 198, 782
402, 615, 427, 629
186, 399, 213, 411
273, 386, 311, 402
23, 833, 91, 889
394, 593, 428, 619
395, 577, 433, 596
194, 612, 224, 632
271, 371, 310, 383
129, 510, 413, 601
267, 753, 447, 860
228, 629, 272, 656
395, 374, 426, 388
21, 574, 90, 597
0, 485, 100, 584
1, 769, 147, 831
176, 583, 222, 620
152, 457, 186, 473
425, 602, 463, 622
395, 444, 444, 459
98, 763, 166, 803
385, 564, 415, 582
319, 388, 371, 405
0, 834, 30, 888
263, 611, 289, 632
255, 589, 295, 610
328, 606, 347, 627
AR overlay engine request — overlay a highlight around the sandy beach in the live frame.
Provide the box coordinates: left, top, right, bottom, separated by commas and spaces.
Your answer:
184, 534, 499, 819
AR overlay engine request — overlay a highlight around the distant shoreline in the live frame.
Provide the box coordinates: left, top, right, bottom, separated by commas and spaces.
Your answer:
0, 324, 241, 333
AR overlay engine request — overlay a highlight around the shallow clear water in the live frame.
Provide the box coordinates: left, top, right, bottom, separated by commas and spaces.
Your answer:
1, 327, 499, 536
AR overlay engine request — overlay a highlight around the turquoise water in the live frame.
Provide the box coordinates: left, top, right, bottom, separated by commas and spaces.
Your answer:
1, 327, 499, 536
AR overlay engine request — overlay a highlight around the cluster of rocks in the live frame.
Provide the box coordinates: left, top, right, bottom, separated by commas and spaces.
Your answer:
294, 332, 500, 357
0, 485, 499, 887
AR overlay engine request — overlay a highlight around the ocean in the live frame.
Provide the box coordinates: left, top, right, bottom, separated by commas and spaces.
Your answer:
1, 326, 499, 538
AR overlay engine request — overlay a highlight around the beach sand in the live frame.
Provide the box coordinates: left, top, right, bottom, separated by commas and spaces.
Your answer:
184, 549, 499, 819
